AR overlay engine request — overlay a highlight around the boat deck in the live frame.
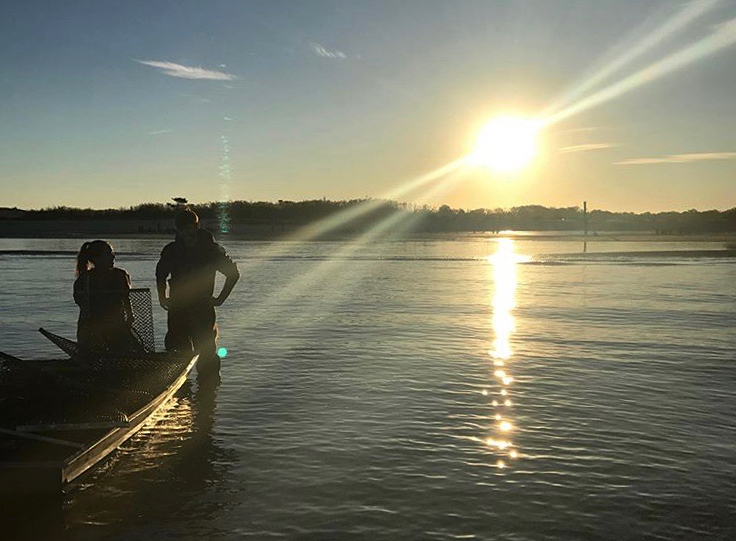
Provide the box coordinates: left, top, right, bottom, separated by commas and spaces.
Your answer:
0, 352, 197, 492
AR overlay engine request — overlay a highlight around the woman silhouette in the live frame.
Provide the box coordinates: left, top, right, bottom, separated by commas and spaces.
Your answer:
74, 240, 139, 354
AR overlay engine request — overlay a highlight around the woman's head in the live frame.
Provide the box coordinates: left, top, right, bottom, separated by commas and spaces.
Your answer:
76, 240, 115, 276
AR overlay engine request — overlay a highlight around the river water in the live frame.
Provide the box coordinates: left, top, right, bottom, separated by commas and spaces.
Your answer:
1, 234, 735, 540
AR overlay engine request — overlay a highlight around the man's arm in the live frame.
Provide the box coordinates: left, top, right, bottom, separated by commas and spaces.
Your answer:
155, 248, 172, 310
213, 245, 240, 307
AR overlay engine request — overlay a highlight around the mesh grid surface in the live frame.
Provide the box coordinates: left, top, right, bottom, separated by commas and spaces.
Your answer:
0, 288, 194, 433
129, 288, 155, 353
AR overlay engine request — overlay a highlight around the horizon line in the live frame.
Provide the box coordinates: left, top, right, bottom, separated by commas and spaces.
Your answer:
2, 199, 735, 216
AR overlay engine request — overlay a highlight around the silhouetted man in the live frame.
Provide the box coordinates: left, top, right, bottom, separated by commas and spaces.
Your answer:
156, 209, 239, 376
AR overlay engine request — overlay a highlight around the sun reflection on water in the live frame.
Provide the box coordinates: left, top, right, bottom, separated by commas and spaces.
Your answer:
485, 238, 528, 467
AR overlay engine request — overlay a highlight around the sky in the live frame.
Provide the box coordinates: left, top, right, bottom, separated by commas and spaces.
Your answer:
1, 0, 735, 212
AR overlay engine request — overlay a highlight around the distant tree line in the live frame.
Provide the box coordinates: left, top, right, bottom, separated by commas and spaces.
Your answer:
2, 200, 736, 234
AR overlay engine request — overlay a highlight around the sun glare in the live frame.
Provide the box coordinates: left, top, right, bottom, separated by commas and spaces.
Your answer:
469, 116, 541, 173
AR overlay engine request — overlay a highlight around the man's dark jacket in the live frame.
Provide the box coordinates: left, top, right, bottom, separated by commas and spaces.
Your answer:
156, 229, 239, 308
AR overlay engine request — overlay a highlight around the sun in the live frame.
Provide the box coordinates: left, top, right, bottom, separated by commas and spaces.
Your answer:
469, 116, 541, 173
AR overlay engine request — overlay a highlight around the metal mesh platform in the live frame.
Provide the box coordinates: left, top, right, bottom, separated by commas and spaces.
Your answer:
0, 288, 196, 463
69, 287, 156, 357
1, 289, 160, 374
129, 288, 155, 353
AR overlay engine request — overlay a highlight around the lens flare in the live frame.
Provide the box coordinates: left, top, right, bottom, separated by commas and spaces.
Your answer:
543, 0, 719, 117
545, 17, 736, 126
218, 134, 232, 233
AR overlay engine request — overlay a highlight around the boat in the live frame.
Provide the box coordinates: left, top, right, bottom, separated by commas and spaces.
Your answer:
0, 289, 198, 493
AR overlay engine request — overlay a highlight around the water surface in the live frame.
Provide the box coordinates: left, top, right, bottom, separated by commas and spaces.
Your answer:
1, 235, 734, 540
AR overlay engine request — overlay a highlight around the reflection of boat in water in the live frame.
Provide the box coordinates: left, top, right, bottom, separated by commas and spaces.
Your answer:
0, 289, 198, 493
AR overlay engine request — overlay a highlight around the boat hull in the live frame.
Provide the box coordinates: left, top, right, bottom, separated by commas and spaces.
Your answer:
0, 352, 198, 493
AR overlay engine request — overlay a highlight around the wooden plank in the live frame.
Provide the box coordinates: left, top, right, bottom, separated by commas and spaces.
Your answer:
0, 461, 62, 468
17, 420, 130, 432
0, 427, 84, 449
38, 327, 81, 361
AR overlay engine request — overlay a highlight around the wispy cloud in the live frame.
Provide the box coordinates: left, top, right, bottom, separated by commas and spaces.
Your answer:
558, 126, 602, 134
135, 59, 237, 80
615, 152, 736, 165
149, 129, 173, 136
309, 42, 347, 59
560, 143, 618, 153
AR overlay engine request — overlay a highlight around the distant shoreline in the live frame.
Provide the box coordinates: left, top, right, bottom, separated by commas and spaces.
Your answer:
2, 201, 735, 239
1, 221, 735, 246
0, 219, 294, 240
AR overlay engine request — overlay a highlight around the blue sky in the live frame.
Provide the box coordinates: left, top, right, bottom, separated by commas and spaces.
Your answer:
2, 0, 735, 211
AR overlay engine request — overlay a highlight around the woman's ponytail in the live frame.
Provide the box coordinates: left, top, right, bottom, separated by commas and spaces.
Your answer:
76, 242, 91, 277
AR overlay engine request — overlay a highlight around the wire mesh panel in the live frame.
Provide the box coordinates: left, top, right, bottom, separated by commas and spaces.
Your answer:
129, 288, 155, 353
70, 287, 156, 356
0, 290, 193, 435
